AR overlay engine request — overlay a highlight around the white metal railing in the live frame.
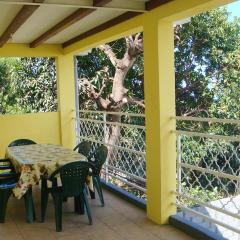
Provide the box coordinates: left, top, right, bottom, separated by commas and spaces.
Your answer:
75, 110, 146, 198
174, 116, 240, 239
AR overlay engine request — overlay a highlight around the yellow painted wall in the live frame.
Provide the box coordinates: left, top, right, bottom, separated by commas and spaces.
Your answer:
0, 44, 62, 57
57, 54, 76, 149
0, 112, 61, 157
0, 44, 75, 151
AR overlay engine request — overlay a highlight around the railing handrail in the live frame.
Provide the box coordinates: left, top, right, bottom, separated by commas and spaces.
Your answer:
76, 109, 145, 118
173, 116, 240, 125
179, 162, 240, 181
103, 164, 146, 183
74, 117, 146, 130
77, 135, 146, 156
174, 130, 240, 142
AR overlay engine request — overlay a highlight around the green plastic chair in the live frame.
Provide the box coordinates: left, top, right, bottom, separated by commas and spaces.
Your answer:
8, 139, 37, 223
67, 141, 92, 204
8, 139, 36, 147
40, 176, 57, 222
89, 145, 108, 207
41, 142, 92, 220
73, 141, 92, 159
42, 161, 93, 232
0, 159, 11, 169
0, 159, 18, 223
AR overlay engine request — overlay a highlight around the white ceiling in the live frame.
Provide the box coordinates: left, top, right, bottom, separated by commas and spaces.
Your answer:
0, 0, 149, 45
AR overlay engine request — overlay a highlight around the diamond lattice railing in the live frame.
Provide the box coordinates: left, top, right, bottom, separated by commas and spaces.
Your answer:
175, 116, 240, 239
76, 110, 146, 198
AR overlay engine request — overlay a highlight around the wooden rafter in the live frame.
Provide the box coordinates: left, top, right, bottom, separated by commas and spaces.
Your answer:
62, 12, 141, 48
62, 0, 173, 48
30, 0, 112, 48
145, 0, 173, 11
0, 0, 44, 47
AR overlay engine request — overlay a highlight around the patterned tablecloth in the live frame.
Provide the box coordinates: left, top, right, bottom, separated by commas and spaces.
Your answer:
6, 144, 92, 199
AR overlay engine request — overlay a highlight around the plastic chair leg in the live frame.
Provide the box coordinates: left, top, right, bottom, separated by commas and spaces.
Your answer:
94, 176, 104, 207
89, 187, 95, 199
0, 189, 11, 223
52, 193, 62, 232
24, 188, 35, 223
41, 179, 49, 222
74, 196, 84, 215
82, 190, 93, 225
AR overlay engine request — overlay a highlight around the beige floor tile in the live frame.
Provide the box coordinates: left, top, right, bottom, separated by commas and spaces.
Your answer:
0, 188, 192, 240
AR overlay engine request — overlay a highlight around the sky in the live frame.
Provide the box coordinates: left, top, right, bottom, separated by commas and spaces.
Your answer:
227, 0, 240, 19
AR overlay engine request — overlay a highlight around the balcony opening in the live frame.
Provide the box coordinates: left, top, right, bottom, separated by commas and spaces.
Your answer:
173, 1, 240, 239
74, 34, 146, 204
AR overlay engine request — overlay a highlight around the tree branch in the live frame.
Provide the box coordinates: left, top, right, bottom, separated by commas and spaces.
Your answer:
79, 77, 110, 110
125, 34, 143, 58
126, 96, 145, 108
98, 44, 119, 67
183, 107, 209, 117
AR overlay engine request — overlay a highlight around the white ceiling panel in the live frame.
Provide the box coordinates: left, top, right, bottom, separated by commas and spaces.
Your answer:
45, 9, 125, 43
0, 4, 22, 35
0, 0, 149, 45
11, 6, 76, 43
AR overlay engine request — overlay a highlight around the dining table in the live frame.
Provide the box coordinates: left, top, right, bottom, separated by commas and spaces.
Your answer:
5, 143, 93, 199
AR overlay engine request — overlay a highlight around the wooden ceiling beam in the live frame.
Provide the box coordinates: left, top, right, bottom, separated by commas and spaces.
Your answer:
145, 0, 173, 11
62, 12, 141, 48
30, 0, 111, 48
0, 0, 44, 47
62, 0, 173, 49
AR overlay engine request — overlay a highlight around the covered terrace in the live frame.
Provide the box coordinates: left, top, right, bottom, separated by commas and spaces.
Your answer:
0, 0, 238, 239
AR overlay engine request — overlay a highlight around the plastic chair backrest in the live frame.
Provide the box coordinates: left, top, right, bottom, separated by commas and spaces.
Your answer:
0, 159, 11, 168
8, 139, 36, 147
73, 141, 92, 159
50, 161, 92, 197
92, 145, 108, 176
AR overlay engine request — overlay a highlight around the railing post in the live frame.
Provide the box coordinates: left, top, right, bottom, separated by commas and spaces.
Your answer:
74, 56, 81, 144
103, 112, 109, 183
177, 135, 182, 194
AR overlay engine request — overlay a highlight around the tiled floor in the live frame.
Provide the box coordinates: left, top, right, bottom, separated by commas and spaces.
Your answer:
1, 188, 193, 240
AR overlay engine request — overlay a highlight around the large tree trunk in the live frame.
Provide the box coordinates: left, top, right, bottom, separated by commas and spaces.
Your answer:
107, 69, 127, 164
106, 115, 121, 163
81, 35, 144, 164
99, 36, 142, 164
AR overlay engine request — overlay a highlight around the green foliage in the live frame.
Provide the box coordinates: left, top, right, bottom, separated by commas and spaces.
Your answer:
0, 57, 21, 114
77, 40, 144, 112
175, 8, 240, 119
0, 57, 57, 114
180, 183, 221, 207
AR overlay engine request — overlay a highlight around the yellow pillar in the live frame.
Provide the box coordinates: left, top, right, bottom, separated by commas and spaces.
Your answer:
57, 54, 76, 148
144, 15, 176, 224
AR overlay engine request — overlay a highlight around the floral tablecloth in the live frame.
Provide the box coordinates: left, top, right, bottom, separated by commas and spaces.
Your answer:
6, 144, 92, 199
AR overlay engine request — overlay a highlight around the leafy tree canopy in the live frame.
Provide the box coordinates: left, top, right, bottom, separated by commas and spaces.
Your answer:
0, 57, 57, 114
77, 8, 240, 122
175, 8, 240, 119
